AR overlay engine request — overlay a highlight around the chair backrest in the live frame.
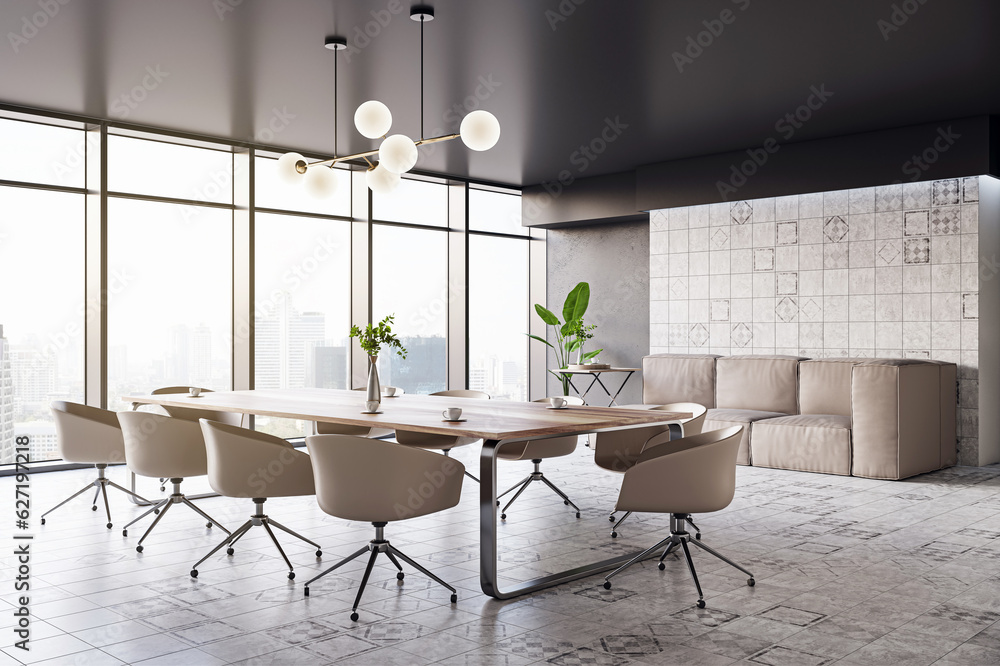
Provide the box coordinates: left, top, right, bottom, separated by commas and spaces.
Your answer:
654, 402, 707, 436
116, 411, 209, 479
592, 403, 697, 472
199, 420, 314, 499
306, 435, 464, 522
531, 396, 585, 405
430, 389, 490, 399
51, 401, 126, 465
616, 426, 743, 515
150, 386, 245, 427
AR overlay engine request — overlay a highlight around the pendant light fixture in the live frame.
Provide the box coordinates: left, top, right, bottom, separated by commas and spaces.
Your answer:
277, 5, 501, 196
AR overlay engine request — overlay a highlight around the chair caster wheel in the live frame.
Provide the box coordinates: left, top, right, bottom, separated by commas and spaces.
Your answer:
748, 578, 755, 587
608, 515, 615, 522
160, 487, 165, 492
603, 581, 611, 590
190, 569, 198, 578
696, 533, 702, 540
153, 509, 159, 515
316, 550, 322, 558
226, 547, 234, 556
450, 593, 458, 603
206, 522, 213, 528
107, 522, 113, 529
697, 599, 706, 609
658, 562, 665, 571
500, 514, 506, 521
397, 572, 405, 581
92, 505, 98, 511
610, 531, 618, 538
287, 572, 295, 580
575, 512, 581, 518
40, 518, 45, 525
350, 612, 359, 622
136, 545, 143, 553
496, 500, 500, 506
122, 529, 128, 537
304, 587, 310, 597
564, 500, 569, 505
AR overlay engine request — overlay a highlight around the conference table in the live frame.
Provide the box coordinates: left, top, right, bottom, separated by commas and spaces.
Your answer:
124, 388, 688, 599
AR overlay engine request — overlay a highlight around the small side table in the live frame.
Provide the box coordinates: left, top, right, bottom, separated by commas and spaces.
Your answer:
553, 367, 641, 407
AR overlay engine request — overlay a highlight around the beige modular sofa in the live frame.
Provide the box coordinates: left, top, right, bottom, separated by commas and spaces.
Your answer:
641, 354, 957, 480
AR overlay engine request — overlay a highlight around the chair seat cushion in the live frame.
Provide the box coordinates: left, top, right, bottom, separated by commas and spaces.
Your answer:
704, 409, 787, 465
750, 414, 852, 475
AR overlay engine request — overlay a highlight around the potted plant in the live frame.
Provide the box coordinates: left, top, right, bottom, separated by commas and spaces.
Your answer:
527, 282, 603, 395
349, 315, 407, 409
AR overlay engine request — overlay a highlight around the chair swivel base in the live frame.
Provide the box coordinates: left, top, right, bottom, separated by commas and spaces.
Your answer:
190, 498, 322, 579
122, 478, 230, 552
40, 464, 150, 530
608, 510, 701, 540
603, 514, 754, 608
496, 460, 580, 520
303, 522, 457, 622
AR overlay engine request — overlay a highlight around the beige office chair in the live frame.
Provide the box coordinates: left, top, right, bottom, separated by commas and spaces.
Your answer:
190, 420, 322, 580
40, 402, 151, 530
495, 396, 585, 520
595, 402, 707, 538
311, 387, 397, 438
150, 386, 246, 492
602, 426, 754, 608
117, 412, 231, 552
394, 389, 490, 482
303, 435, 463, 621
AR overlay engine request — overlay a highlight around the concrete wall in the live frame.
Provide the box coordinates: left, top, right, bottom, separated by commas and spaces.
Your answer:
545, 220, 649, 405
978, 176, 1000, 466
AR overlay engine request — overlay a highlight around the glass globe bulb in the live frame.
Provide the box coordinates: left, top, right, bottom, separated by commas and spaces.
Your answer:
276, 152, 306, 183
366, 163, 400, 194
378, 134, 418, 174
460, 110, 501, 151
354, 100, 392, 139
304, 165, 338, 198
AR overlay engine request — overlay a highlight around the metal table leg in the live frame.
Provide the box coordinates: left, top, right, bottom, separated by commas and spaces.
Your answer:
593, 371, 635, 407
480, 431, 667, 600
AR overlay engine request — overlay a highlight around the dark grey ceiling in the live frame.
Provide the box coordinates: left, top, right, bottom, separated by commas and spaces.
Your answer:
1, 0, 998, 187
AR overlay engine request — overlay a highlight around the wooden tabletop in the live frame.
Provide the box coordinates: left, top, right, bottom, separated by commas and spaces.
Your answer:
123, 388, 689, 442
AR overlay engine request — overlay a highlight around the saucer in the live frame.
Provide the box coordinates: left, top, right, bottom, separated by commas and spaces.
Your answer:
361, 409, 383, 414
546, 405, 569, 409
186, 395, 203, 399
442, 418, 467, 422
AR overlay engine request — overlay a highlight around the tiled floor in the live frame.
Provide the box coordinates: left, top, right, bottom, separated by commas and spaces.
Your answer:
3, 443, 1000, 665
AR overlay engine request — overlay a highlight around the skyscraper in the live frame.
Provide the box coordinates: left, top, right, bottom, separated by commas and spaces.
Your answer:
255, 293, 326, 389
0, 326, 15, 465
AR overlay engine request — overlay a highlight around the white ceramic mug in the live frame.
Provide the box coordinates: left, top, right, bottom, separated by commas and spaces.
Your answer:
365, 400, 380, 412
382, 386, 396, 397
188, 387, 201, 397
442, 407, 462, 421
549, 396, 567, 409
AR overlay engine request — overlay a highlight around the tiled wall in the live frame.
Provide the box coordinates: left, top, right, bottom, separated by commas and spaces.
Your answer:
649, 176, 981, 465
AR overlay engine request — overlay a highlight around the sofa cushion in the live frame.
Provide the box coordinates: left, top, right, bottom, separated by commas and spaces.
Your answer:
750, 414, 852, 476
799, 358, 864, 417
715, 355, 805, 415
851, 359, 941, 479
642, 354, 719, 408
705, 408, 787, 466
924, 360, 958, 467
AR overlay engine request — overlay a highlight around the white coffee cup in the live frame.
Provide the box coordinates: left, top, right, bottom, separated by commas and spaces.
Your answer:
365, 400, 380, 412
188, 387, 201, 397
442, 407, 462, 421
382, 386, 397, 397
549, 397, 567, 409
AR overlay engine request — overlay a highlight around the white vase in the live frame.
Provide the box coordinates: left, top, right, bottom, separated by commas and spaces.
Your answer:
365, 355, 381, 408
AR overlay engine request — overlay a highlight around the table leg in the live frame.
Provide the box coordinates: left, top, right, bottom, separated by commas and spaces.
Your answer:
480, 436, 663, 600
597, 371, 635, 407
577, 375, 601, 405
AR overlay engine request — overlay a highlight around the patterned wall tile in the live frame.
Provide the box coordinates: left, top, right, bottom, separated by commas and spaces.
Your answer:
649, 177, 983, 461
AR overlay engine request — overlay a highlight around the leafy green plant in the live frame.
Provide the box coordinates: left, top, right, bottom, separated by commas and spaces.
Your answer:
527, 282, 602, 395
349, 315, 408, 360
